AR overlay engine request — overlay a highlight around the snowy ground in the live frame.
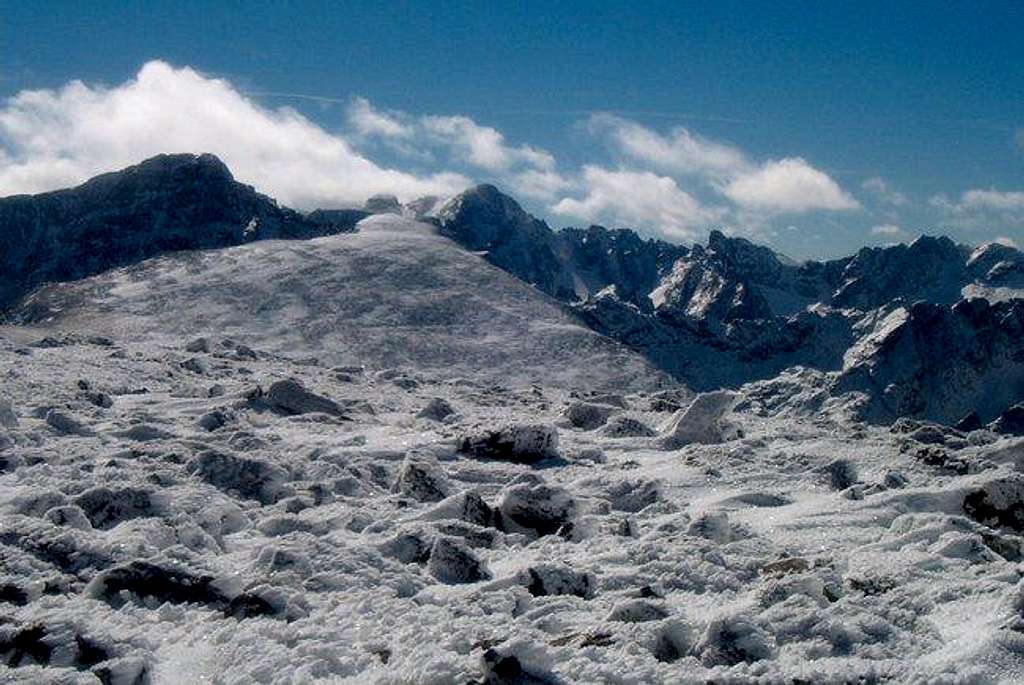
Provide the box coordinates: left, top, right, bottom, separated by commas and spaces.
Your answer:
3, 217, 1024, 684
3, 328, 1024, 684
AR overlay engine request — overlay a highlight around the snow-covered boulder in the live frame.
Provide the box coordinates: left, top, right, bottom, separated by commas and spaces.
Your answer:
496, 481, 576, 538
458, 424, 560, 463
189, 450, 289, 505
427, 536, 491, 584
562, 401, 614, 430
660, 391, 738, 449
696, 613, 774, 666
393, 454, 451, 503
518, 563, 595, 599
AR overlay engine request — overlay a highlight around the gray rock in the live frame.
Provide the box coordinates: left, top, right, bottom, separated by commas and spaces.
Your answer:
497, 481, 576, 538
45, 409, 93, 436
417, 397, 456, 422
459, 424, 560, 463
427, 536, 490, 584
520, 563, 594, 599
607, 599, 669, 622
393, 454, 450, 503
265, 379, 344, 416
185, 337, 210, 353
563, 401, 614, 430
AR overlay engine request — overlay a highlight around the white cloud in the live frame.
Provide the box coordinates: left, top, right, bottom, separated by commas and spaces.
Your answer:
995, 236, 1019, 248
723, 158, 859, 212
960, 189, 1024, 211
347, 96, 412, 138
870, 223, 902, 236
420, 114, 555, 172
0, 61, 470, 208
589, 113, 749, 179
589, 115, 858, 216
862, 176, 909, 206
552, 166, 720, 241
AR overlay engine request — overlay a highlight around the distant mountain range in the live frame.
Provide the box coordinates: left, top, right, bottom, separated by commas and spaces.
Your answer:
3, 153, 1024, 424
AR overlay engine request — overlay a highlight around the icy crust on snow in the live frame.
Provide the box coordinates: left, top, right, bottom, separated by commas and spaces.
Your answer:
4, 332, 1024, 683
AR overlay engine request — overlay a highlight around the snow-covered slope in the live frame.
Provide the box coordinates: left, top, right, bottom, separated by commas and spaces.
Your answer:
7, 214, 671, 392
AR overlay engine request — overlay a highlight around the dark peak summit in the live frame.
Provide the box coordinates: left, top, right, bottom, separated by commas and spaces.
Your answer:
0, 154, 329, 309
364, 193, 402, 214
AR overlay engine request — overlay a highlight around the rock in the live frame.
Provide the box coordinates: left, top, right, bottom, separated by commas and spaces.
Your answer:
0, 398, 18, 428
687, 511, 733, 544
72, 486, 161, 530
45, 409, 92, 436
185, 337, 210, 353
417, 397, 457, 422
88, 560, 231, 609
380, 530, 433, 564
822, 459, 859, 491
458, 424, 560, 463
422, 490, 494, 527
393, 454, 451, 503
696, 613, 774, 666
607, 599, 669, 623
601, 415, 656, 438
113, 423, 175, 442
196, 410, 230, 432
496, 481, 576, 538
519, 564, 594, 599
605, 478, 662, 513
427, 536, 490, 584
562, 401, 614, 430
181, 357, 208, 375
43, 505, 92, 530
992, 404, 1024, 436
265, 379, 344, 416
480, 646, 559, 685
660, 391, 738, 449
189, 450, 289, 505
964, 476, 1024, 532
955, 411, 984, 433
883, 471, 908, 489
83, 390, 113, 408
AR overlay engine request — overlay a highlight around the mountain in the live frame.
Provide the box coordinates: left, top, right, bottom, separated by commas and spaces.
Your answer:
0, 154, 354, 310
8, 213, 670, 391
434, 184, 687, 308
5, 157, 1024, 425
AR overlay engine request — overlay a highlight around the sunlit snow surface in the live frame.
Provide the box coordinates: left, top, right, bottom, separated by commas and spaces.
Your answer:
3, 217, 1024, 684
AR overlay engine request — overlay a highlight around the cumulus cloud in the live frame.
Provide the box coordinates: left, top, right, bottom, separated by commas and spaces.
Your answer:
347, 96, 412, 138
722, 158, 859, 212
589, 113, 749, 179
862, 177, 909, 206
870, 223, 902, 236
587, 114, 857, 216
0, 61, 470, 208
959, 189, 1024, 211
552, 166, 720, 240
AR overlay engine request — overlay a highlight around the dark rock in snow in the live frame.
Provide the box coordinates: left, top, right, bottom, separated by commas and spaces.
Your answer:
189, 450, 289, 505
601, 415, 656, 438
72, 486, 161, 530
265, 379, 344, 416
393, 454, 451, 503
427, 536, 491, 584
520, 564, 595, 599
88, 560, 231, 609
562, 402, 614, 430
496, 482, 576, 538
607, 599, 669, 623
696, 613, 774, 666
991, 404, 1024, 436
417, 397, 457, 422
458, 424, 560, 463
955, 411, 984, 433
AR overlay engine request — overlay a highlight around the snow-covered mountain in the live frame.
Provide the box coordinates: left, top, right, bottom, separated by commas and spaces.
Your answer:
4, 155, 1024, 422
6, 155, 1024, 683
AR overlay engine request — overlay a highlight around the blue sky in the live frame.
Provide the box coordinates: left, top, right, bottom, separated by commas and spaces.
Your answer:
2, 1, 1023, 258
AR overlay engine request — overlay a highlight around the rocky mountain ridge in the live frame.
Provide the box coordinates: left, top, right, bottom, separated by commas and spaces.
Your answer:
4, 154, 1024, 424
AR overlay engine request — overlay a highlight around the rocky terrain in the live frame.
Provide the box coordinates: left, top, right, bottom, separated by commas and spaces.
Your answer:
3, 155, 1024, 683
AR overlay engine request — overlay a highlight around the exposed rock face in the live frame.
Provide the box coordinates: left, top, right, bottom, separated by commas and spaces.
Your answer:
435, 184, 686, 307
835, 298, 1024, 423
458, 424, 560, 463
0, 154, 336, 310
